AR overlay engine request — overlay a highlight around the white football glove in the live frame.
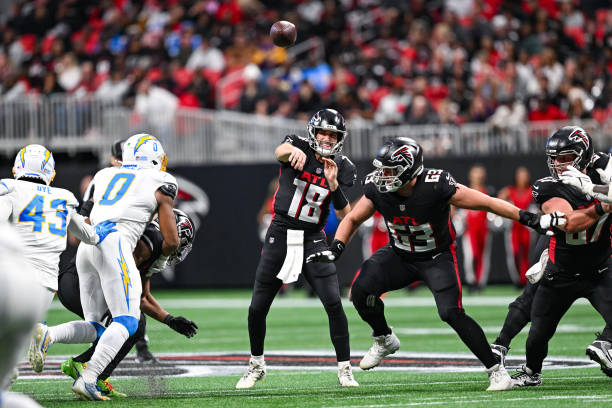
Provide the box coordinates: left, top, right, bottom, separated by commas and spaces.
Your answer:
560, 165, 594, 195
539, 211, 566, 236
596, 167, 612, 185
147, 254, 169, 277
526, 249, 549, 284
305, 250, 337, 263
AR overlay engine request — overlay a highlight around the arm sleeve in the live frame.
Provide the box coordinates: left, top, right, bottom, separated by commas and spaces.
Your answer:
82, 179, 95, 202
438, 171, 458, 202
67, 210, 99, 245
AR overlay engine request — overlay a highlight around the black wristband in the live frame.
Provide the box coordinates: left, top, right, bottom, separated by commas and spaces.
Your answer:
79, 200, 94, 217
595, 202, 605, 216
331, 187, 349, 210
163, 314, 174, 325
518, 209, 536, 227
330, 239, 346, 258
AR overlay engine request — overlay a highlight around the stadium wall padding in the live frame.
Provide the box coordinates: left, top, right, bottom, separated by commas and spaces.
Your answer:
0, 154, 550, 289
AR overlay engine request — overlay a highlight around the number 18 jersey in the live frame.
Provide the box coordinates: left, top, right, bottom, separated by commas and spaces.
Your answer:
0, 178, 78, 291
272, 134, 356, 233
364, 168, 458, 260
89, 166, 178, 250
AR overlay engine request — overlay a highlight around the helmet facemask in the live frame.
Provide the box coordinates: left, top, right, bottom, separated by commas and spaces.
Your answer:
308, 127, 345, 156
307, 109, 347, 156
372, 160, 410, 193
546, 150, 582, 179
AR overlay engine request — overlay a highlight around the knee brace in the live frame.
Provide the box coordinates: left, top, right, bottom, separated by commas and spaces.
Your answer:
438, 306, 465, 324
113, 315, 139, 336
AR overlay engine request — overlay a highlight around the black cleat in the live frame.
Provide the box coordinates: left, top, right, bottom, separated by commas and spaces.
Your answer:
511, 365, 542, 387
586, 340, 612, 377
135, 342, 158, 364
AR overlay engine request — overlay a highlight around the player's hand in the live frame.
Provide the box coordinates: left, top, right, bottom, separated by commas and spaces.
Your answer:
560, 165, 594, 194
596, 168, 612, 185
164, 314, 198, 338
518, 210, 565, 236
148, 254, 169, 276
305, 239, 345, 263
94, 220, 117, 244
288, 147, 307, 171
322, 158, 339, 191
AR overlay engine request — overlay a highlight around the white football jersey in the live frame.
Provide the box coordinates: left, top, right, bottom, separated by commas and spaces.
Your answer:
89, 166, 177, 251
0, 178, 79, 291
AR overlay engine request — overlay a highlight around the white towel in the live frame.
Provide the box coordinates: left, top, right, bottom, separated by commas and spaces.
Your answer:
276, 229, 304, 284
526, 249, 549, 284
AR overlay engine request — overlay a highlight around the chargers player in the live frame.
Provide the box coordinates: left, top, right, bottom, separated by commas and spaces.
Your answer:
0, 144, 117, 312
28, 134, 179, 400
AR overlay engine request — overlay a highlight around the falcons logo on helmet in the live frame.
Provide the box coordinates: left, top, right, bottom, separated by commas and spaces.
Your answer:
568, 127, 590, 149
390, 146, 414, 166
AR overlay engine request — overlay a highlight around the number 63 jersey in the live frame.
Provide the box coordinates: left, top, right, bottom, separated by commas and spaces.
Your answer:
364, 168, 458, 259
0, 178, 79, 291
272, 134, 356, 232
89, 166, 178, 251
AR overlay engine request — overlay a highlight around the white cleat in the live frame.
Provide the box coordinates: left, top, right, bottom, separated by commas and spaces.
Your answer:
72, 376, 110, 401
28, 323, 50, 373
338, 363, 359, 387
236, 358, 266, 389
486, 363, 514, 391
360, 331, 400, 370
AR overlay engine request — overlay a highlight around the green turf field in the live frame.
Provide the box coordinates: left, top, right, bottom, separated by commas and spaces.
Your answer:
11, 286, 612, 407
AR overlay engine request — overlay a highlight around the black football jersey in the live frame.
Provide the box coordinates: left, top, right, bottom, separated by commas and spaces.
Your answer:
272, 134, 357, 232
532, 152, 612, 273
364, 168, 458, 259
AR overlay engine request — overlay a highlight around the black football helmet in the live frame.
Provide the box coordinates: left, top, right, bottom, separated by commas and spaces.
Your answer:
372, 137, 424, 193
111, 139, 125, 161
307, 109, 347, 156
545, 126, 593, 179
151, 209, 196, 266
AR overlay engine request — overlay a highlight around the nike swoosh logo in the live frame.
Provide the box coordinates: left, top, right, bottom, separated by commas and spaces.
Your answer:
598, 268, 608, 274
533, 186, 539, 190
432, 253, 442, 259
314, 239, 325, 243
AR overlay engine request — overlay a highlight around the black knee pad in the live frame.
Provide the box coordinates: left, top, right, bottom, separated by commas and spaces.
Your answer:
323, 301, 343, 316
350, 282, 369, 307
439, 306, 465, 323
509, 293, 533, 319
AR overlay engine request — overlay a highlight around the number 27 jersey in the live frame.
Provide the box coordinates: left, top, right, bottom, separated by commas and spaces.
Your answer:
272, 134, 356, 232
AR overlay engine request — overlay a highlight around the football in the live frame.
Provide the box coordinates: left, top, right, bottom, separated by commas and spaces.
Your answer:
270, 21, 297, 48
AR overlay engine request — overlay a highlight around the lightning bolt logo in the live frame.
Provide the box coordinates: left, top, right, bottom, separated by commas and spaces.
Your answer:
41, 149, 51, 170
133, 135, 157, 155
19, 147, 26, 166
117, 239, 132, 310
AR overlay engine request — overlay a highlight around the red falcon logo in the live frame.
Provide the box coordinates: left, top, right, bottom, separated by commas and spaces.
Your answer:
568, 127, 590, 149
390, 146, 414, 166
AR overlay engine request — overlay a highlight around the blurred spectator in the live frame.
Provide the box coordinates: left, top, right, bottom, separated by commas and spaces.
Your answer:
134, 78, 178, 135
375, 78, 410, 125
96, 70, 130, 102
56, 53, 81, 92
488, 96, 527, 129
405, 95, 439, 125
295, 80, 321, 118
186, 38, 225, 73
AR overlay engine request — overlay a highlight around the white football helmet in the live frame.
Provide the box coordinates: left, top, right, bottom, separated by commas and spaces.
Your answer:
12, 144, 56, 185
122, 133, 167, 171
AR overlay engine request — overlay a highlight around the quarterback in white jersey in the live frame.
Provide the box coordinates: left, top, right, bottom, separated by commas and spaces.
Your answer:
30, 134, 179, 401
0, 145, 117, 308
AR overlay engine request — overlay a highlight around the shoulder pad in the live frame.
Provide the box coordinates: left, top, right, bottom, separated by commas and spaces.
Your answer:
159, 182, 178, 199
0, 179, 14, 196
336, 155, 357, 187
589, 152, 610, 171
282, 134, 307, 144
532, 177, 560, 203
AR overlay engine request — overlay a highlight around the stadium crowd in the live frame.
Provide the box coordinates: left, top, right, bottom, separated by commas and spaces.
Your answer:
0, 0, 611, 127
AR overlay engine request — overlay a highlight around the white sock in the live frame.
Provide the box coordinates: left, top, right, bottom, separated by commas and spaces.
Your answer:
81, 322, 129, 383
250, 355, 264, 364
48, 321, 97, 345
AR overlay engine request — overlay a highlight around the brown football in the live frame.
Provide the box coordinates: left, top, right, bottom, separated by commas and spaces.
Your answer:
270, 21, 297, 48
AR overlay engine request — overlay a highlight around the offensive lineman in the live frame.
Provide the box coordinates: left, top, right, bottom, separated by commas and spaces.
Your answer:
28, 134, 180, 400
308, 137, 565, 391
236, 109, 359, 389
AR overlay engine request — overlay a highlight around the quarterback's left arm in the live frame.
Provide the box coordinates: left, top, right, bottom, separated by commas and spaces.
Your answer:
449, 184, 565, 233
323, 158, 351, 219
140, 278, 198, 338
67, 210, 117, 245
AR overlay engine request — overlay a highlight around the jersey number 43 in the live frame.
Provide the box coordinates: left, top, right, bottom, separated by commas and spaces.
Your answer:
18, 195, 67, 237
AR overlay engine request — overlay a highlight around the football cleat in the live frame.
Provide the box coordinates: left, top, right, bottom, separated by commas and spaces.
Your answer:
61, 357, 84, 380
98, 378, 127, 398
135, 342, 158, 364
236, 358, 266, 389
486, 363, 513, 391
338, 363, 359, 387
360, 331, 400, 370
72, 376, 110, 401
28, 323, 51, 373
511, 365, 542, 387
586, 340, 612, 377
490, 344, 508, 367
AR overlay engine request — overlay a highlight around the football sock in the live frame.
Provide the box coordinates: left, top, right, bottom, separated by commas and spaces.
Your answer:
324, 302, 351, 362
495, 306, 530, 348
251, 355, 264, 365
81, 322, 129, 384
48, 321, 98, 345
446, 311, 498, 368
599, 324, 612, 342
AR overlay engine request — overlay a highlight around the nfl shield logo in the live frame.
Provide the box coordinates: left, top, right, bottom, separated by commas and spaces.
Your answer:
316, 168, 322, 174
269, 237, 275, 244
399, 204, 405, 211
